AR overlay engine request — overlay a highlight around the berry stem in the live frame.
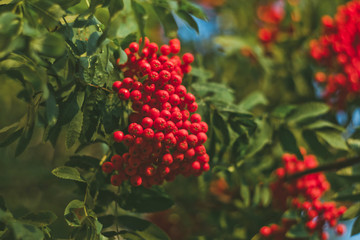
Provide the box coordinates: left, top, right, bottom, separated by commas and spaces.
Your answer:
285, 156, 360, 181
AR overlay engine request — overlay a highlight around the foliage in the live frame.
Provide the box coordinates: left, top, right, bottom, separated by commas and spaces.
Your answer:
0, 0, 360, 239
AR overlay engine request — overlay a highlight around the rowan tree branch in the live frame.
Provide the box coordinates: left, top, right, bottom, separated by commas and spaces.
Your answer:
285, 156, 360, 181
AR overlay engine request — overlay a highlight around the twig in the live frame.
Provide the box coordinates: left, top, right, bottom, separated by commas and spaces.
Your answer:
285, 156, 360, 181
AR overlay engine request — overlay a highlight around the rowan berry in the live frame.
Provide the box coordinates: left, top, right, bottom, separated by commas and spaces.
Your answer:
102, 162, 114, 174
118, 88, 130, 100
113, 131, 124, 142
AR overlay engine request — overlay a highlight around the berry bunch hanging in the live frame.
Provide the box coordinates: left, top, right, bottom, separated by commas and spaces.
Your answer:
310, 0, 360, 108
259, 149, 347, 240
102, 38, 210, 188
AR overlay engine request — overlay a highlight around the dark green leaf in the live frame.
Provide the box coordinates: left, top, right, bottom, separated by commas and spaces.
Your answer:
52, 166, 86, 182
351, 216, 360, 236
66, 155, 100, 169
316, 130, 348, 151
87, 32, 101, 56
32, 33, 65, 57
20, 211, 57, 227
64, 200, 85, 227
179, 1, 207, 20
46, 88, 59, 126
271, 105, 296, 118
27, 0, 65, 29
287, 102, 329, 124
119, 187, 173, 213
246, 119, 272, 157
153, 6, 178, 37
238, 91, 268, 111
109, 0, 124, 16
304, 120, 344, 131
9, 221, 44, 240
342, 203, 360, 220
118, 47, 128, 65
176, 10, 199, 33
132, 1, 146, 40
334, 193, 360, 202
117, 215, 170, 240
285, 223, 309, 238
66, 110, 83, 149
278, 126, 302, 158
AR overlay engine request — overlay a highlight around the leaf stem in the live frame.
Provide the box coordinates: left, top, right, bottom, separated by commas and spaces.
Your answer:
285, 156, 360, 181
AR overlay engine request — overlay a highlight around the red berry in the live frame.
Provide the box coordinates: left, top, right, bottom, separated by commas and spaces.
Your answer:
335, 224, 345, 235
130, 175, 142, 186
111, 174, 123, 186
130, 90, 142, 101
112, 81, 122, 91
129, 42, 139, 53
118, 88, 130, 100
183, 53, 194, 64
113, 131, 124, 142
260, 226, 272, 237
160, 44, 171, 55
102, 162, 114, 174
142, 117, 154, 128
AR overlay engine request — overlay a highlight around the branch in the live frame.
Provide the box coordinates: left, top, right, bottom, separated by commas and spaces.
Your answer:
285, 156, 360, 181
87, 83, 113, 94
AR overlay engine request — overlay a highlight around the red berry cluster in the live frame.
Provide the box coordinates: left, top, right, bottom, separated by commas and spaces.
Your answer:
257, 0, 285, 44
310, 0, 360, 108
101, 38, 210, 188
259, 149, 347, 239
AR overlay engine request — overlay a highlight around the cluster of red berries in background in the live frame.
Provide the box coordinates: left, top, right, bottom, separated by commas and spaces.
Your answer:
257, 0, 285, 44
310, 0, 360, 108
101, 38, 210, 188
259, 149, 347, 240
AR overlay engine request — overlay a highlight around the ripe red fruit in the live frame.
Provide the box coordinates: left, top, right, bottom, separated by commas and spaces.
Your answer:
113, 131, 124, 142
111, 174, 123, 186
260, 226, 272, 237
112, 81, 122, 91
102, 162, 114, 174
335, 224, 345, 235
129, 42, 139, 53
162, 153, 173, 165
160, 44, 171, 55
182, 53, 194, 64
118, 88, 130, 100
130, 90, 142, 101
130, 175, 142, 186
141, 117, 154, 128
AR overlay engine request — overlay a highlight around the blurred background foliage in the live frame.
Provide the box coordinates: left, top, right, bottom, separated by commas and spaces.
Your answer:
1, 0, 360, 239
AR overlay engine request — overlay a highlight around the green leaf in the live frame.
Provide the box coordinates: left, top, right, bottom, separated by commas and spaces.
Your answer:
65, 155, 100, 169
278, 126, 302, 158
0, 13, 21, 56
246, 119, 272, 157
153, 6, 178, 37
261, 186, 271, 207
342, 202, 360, 220
9, 221, 44, 240
334, 193, 360, 202
66, 111, 83, 149
117, 215, 170, 240
46, 88, 59, 126
347, 138, 360, 154
240, 184, 250, 207
285, 223, 309, 238
176, 10, 199, 33
87, 31, 101, 56
287, 102, 329, 124
132, 1, 146, 40
52, 166, 86, 182
20, 211, 57, 227
351, 216, 360, 236
271, 105, 297, 118
32, 33, 65, 57
109, 0, 124, 16
64, 200, 85, 227
118, 47, 128, 65
0, 121, 23, 147
27, 0, 65, 29
238, 91, 268, 111
213, 110, 230, 160
304, 120, 344, 131
316, 130, 348, 151
119, 187, 174, 213
179, 1, 207, 20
